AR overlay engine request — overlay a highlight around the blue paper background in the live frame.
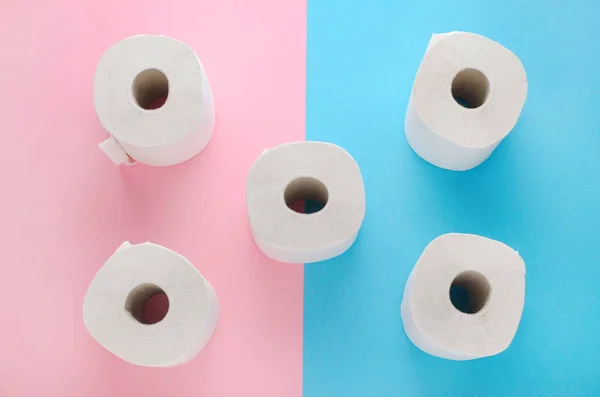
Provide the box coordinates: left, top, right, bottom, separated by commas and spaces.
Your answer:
303, 0, 600, 395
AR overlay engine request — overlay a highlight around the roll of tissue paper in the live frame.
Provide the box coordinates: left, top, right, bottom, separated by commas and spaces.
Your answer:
401, 233, 526, 360
246, 141, 365, 264
94, 35, 215, 166
405, 32, 528, 171
83, 242, 219, 367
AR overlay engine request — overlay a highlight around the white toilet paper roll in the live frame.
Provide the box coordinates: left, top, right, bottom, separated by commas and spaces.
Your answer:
401, 233, 526, 360
94, 35, 215, 166
405, 32, 528, 171
246, 141, 365, 264
83, 242, 219, 367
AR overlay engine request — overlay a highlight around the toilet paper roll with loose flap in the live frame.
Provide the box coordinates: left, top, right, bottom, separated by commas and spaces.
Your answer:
405, 32, 528, 171
401, 233, 526, 360
94, 35, 215, 166
83, 242, 219, 367
246, 141, 365, 264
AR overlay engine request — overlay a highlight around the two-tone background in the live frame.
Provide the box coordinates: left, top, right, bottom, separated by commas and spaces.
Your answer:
1, 1, 599, 396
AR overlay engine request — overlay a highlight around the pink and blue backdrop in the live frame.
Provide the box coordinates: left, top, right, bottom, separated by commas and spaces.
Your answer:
2, 0, 600, 396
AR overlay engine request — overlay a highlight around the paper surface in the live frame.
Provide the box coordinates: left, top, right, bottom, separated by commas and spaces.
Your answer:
401, 233, 526, 360
94, 35, 215, 166
83, 242, 219, 367
247, 141, 365, 263
405, 32, 528, 171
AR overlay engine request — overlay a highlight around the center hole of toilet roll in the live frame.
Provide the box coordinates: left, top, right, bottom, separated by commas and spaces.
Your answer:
449, 271, 491, 314
451, 68, 489, 109
284, 177, 329, 214
132, 69, 169, 110
125, 283, 170, 325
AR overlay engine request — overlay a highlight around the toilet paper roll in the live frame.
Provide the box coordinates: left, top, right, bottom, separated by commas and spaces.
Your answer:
94, 35, 215, 166
83, 242, 219, 367
405, 32, 528, 171
401, 233, 526, 360
246, 141, 365, 264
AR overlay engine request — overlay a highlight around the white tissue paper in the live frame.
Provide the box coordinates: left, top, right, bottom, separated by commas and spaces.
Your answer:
401, 233, 526, 360
83, 242, 219, 367
246, 141, 365, 264
94, 35, 215, 166
405, 32, 528, 171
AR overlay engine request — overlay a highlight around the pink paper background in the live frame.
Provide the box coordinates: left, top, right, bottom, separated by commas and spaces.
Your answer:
0, 1, 305, 396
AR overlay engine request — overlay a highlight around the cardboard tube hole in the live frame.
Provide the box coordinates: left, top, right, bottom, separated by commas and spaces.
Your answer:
284, 177, 329, 214
451, 68, 489, 109
125, 283, 169, 324
132, 69, 169, 110
449, 271, 491, 314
